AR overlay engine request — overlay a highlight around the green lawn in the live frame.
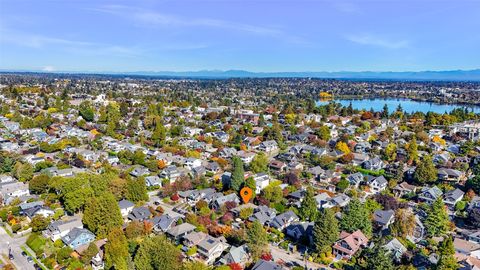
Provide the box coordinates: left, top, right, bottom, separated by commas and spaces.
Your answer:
26, 233, 46, 255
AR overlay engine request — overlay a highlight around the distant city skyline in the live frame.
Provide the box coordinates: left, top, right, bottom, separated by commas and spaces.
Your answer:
1, 0, 479, 73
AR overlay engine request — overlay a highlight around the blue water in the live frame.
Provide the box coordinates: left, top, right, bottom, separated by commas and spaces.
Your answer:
316, 98, 480, 114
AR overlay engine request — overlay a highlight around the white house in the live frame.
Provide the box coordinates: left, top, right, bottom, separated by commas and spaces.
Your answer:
253, 173, 270, 194
118, 199, 135, 217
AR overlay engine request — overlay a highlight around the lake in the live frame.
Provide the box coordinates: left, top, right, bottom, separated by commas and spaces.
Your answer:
316, 98, 480, 114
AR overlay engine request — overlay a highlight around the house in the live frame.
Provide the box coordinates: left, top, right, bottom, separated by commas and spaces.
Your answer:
167, 223, 196, 242
184, 158, 202, 170
253, 173, 270, 194
383, 238, 407, 262
468, 231, 480, 244
129, 165, 150, 178
352, 153, 370, 166
145, 175, 162, 187
251, 259, 286, 270
373, 209, 395, 230
219, 147, 237, 158
269, 210, 299, 230
62, 227, 96, 250
0, 181, 30, 204
150, 214, 178, 233
23, 205, 54, 220
362, 157, 384, 171
454, 238, 480, 256
418, 186, 443, 204
43, 217, 83, 241
237, 151, 256, 164
368, 176, 388, 193
0, 175, 14, 183
268, 160, 286, 173
433, 153, 450, 164
443, 188, 465, 210
192, 166, 207, 178
323, 193, 351, 208
211, 193, 240, 210
206, 162, 221, 174
248, 205, 277, 225
287, 190, 306, 206
332, 230, 369, 259
90, 240, 107, 270
118, 199, 135, 217
160, 165, 181, 183
127, 207, 152, 221
183, 231, 208, 247
393, 182, 417, 197
438, 168, 466, 183
407, 214, 426, 243
285, 222, 314, 243
258, 140, 278, 153
197, 235, 230, 265
308, 166, 325, 181
220, 244, 250, 267
347, 172, 364, 188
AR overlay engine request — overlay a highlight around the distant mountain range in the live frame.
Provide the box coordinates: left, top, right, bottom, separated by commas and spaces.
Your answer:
121, 69, 480, 81
3, 69, 480, 81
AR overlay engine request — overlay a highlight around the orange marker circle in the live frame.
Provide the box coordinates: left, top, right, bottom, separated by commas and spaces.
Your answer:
240, 187, 253, 204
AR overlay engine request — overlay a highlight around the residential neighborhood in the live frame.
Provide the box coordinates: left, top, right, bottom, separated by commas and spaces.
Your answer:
0, 75, 480, 270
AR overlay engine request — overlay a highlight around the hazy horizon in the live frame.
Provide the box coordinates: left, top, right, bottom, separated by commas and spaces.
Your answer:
1, 0, 480, 73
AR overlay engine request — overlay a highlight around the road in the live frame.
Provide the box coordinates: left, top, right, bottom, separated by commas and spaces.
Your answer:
270, 244, 330, 270
0, 226, 35, 270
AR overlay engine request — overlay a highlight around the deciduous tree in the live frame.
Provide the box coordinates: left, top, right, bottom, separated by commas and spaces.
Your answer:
104, 227, 129, 270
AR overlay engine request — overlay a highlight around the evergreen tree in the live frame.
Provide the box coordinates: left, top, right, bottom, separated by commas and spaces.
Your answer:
230, 156, 245, 191
364, 246, 394, 270
437, 236, 459, 270
466, 174, 480, 194
104, 227, 129, 270
407, 136, 418, 163
382, 104, 389, 119
425, 198, 449, 237
299, 187, 318, 221
414, 155, 438, 184
340, 199, 372, 237
313, 208, 339, 254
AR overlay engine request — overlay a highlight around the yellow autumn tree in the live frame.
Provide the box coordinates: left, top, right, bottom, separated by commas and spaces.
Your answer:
335, 141, 350, 154
432, 135, 446, 146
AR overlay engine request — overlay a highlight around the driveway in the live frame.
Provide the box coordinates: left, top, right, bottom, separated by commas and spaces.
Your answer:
0, 227, 35, 270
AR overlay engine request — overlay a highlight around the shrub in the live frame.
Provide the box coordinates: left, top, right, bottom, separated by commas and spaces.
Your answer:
11, 223, 21, 233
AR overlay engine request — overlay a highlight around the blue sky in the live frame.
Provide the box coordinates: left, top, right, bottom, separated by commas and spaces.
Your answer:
1, 0, 479, 72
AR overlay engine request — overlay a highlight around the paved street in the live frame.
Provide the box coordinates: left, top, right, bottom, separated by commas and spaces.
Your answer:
270, 244, 329, 270
0, 227, 35, 270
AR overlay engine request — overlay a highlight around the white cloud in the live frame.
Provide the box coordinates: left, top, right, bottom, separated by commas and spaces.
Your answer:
90, 5, 309, 45
42, 66, 55, 72
0, 27, 141, 57
346, 34, 410, 49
